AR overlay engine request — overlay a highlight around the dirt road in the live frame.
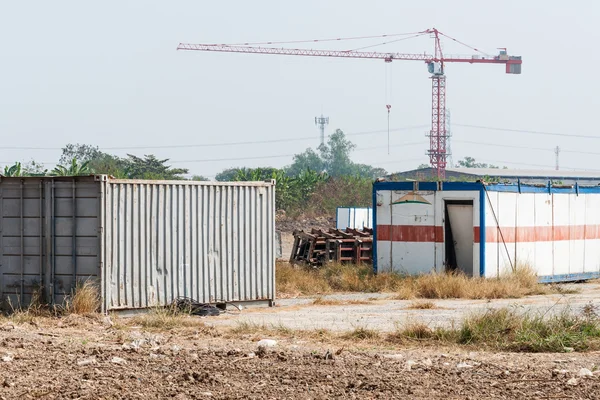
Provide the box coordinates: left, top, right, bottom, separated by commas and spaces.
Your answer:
0, 316, 599, 399
209, 282, 600, 333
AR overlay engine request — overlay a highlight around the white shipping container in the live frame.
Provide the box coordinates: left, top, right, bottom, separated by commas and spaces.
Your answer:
373, 180, 600, 282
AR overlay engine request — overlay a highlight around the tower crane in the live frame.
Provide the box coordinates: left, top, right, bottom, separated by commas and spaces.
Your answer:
177, 28, 522, 179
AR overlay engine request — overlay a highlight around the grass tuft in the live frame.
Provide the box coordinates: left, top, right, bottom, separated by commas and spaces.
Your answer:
65, 280, 100, 314
407, 301, 437, 310
342, 327, 380, 341
131, 305, 203, 330
459, 306, 600, 352
312, 297, 372, 306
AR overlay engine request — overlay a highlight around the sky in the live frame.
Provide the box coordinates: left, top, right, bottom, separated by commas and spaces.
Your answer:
0, 1, 598, 178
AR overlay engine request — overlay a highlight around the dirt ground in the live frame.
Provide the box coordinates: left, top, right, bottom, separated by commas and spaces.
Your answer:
0, 314, 599, 399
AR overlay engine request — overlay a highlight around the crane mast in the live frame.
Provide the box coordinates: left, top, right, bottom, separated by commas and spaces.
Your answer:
178, 28, 522, 179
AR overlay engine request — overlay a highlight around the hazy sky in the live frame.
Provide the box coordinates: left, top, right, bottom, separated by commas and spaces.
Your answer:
1, 1, 598, 178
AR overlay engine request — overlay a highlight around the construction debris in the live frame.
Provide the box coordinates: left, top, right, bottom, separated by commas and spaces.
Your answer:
289, 228, 373, 266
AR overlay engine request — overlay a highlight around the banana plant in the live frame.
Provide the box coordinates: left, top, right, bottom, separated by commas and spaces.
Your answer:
3, 162, 22, 177
50, 158, 92, 176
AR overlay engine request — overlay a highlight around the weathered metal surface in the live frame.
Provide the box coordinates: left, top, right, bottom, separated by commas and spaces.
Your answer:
483, 190, 600, 279
0, 176, 101, 308
0, 177, 276, 311
375, 188, 480, 275
101, 179, 276, 311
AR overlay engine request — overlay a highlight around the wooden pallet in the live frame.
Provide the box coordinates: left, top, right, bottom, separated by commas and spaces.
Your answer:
289, 227, 373, 266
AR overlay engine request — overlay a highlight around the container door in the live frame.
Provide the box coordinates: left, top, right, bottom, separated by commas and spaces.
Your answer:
445, 202, 474, 276
0, 179, 45, 308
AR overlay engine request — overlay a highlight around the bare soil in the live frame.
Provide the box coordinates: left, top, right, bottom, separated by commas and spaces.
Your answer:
0, 316, 599, 399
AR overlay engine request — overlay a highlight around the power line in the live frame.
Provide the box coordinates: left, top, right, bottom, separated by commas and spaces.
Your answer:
454, 123, 600, 140
3, 123, 600, 152
455, 138, 600, 156
470, 159, 600, 172
0, 125, 429, 151
169, 141, 426, 164
453, 139, 549, 152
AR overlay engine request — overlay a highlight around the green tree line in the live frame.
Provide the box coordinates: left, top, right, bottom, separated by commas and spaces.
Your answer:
1, 130, 501, 216
1, 130, 384, 216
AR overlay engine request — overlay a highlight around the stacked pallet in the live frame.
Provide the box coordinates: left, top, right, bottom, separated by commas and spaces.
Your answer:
289, 228, 373, 266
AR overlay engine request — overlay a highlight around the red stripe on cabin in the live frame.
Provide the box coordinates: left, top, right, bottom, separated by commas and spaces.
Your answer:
377, 225, 443, 243
379, 224, 600, 243
482, 225, 600, 243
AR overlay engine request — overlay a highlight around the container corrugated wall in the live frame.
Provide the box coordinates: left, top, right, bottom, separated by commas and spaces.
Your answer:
101, 180, 276, 311
484, 189, 600, 281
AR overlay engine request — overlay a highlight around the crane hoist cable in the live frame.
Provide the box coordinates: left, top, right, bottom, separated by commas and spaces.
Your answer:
385, 59, 393, 155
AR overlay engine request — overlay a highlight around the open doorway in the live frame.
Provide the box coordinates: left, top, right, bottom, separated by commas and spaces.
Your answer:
444, 200, 474, 276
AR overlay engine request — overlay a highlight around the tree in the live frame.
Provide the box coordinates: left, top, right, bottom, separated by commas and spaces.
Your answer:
215, 168, 241, 182
352, 163, 387, 179
51, 158, 92, 176
22, 160, 47, 176
456, 156, 499, 169
417, 163, 430, 169
285, 129, 386, 179
232, 167, 280, 181
191, 175, 209, 181
60, 143, 130, 177
88, 153, 129, 178
124, 154, 188, 180
286, 148, 324, 176
59, 144, 103, 165
320, 129, 356, 177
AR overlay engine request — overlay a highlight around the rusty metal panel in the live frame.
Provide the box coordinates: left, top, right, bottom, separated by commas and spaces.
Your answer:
101, 180, 276, 311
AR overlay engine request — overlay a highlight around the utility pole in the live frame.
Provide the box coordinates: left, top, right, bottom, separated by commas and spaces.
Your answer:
555, 146, 560, 171
315, 114, 329, 146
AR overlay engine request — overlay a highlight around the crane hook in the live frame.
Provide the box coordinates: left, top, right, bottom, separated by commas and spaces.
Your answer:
386, 104, 391, 155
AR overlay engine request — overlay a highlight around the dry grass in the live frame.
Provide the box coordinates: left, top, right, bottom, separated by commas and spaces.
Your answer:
392, 322, 437, 340
277, 261, 563, 300
312, 297, 372, 306
65, 281, 100, 314
4, 280, 101, 324
341, 326, 380, 341
130, 306, 204, 330
223, 306, 600, 353
6, 287, 53, 324
407, 301, 437, 310
276, 262, 332, 297
229, 321, 333, 341
458, 305, 600, 352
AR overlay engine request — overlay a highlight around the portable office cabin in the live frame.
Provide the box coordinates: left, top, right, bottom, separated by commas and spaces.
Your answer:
0, 176, 276, 311
373, 180, 600, 282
